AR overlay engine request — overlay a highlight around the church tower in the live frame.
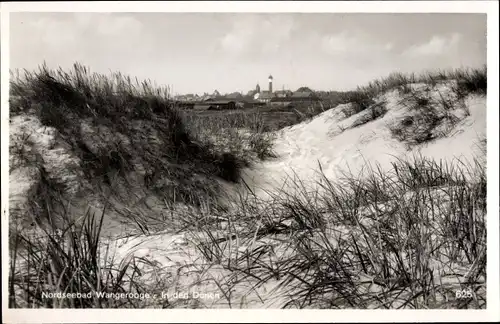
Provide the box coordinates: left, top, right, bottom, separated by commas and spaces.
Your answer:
268, 75, 273, 94
256, 83, 260, 93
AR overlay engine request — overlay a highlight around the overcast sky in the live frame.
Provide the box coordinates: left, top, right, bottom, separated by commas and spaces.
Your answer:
10, 13, 486, 95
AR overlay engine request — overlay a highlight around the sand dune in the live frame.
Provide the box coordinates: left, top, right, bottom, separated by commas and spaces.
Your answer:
8, 76, 487, 309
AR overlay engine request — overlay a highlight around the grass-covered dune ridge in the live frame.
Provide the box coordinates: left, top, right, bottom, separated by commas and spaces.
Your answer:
9, 63, 278, 235
8, 63, 487, 309
243, 66, 487, 198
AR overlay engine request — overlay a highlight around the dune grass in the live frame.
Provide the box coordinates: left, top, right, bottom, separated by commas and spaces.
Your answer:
9, 197, 176, 308
322, 65, 487, 122
9, 62, 269, 187
9, 153, 487, 308
9, 63, 276, 224
7, 62, 278, 308
183, 154, 487, 309
356, 65, 487, 100
182, 110, 277, 161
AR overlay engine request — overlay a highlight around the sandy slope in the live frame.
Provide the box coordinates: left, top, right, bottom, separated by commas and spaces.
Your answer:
9, 114, 86, 231
241, 85, 486, 199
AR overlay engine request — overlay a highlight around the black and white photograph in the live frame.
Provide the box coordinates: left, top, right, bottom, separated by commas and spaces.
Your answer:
1, 1, 499, 323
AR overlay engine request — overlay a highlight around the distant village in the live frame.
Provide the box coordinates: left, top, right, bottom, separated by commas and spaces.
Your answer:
173, 75, 321, 110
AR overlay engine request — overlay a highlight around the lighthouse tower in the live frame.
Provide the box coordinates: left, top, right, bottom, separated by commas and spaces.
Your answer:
268, 75, 273, 94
